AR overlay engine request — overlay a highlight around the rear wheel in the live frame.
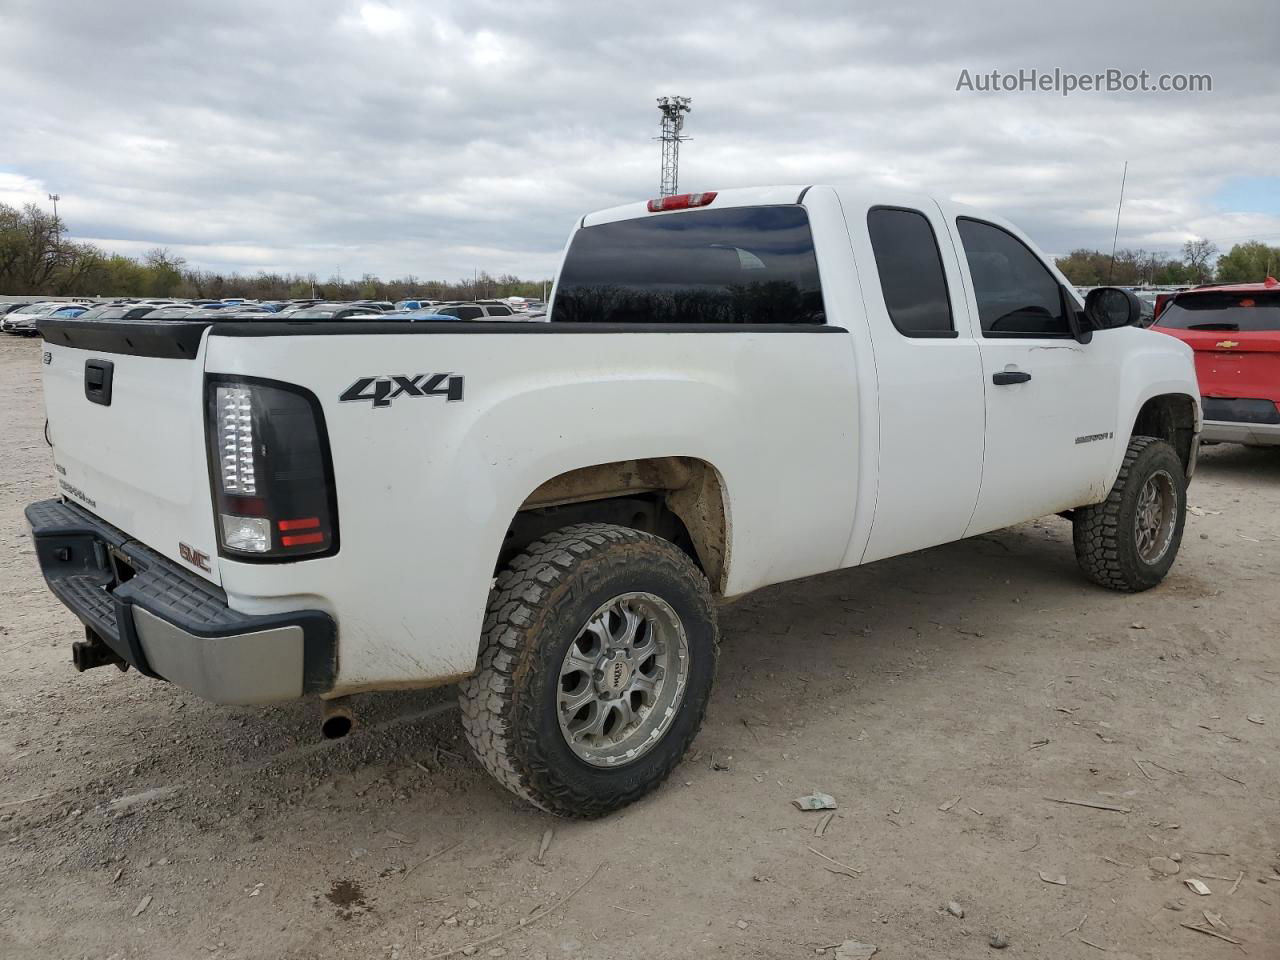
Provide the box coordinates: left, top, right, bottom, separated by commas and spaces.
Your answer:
459, 523, 717, 817
1073, 436, 1186, 592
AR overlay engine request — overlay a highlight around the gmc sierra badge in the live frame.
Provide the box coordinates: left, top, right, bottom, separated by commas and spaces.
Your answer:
339, 374, 464, 408
1074, 431, 1114, 445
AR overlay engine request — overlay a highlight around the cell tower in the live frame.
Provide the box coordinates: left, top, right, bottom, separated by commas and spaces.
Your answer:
656, 96, 692, 196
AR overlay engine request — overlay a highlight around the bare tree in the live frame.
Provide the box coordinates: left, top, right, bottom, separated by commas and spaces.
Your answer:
1182, 238, 1219, 283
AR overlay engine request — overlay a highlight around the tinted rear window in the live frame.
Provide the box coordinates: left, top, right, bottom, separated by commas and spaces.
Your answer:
553, 205, 825, 325
1156, 291, 1280, 332
867, 207, 955, 337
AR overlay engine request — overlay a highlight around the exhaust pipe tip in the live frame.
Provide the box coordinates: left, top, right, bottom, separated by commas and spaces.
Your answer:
320, 699, 354, 740
321, 714, 352, 739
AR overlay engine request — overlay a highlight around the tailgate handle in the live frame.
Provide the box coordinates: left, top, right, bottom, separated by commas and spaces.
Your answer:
84, 359, 115, 406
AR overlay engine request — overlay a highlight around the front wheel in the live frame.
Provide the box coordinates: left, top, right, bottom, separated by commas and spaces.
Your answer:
1073, 436, 1187, 592
459, 523, 718, 817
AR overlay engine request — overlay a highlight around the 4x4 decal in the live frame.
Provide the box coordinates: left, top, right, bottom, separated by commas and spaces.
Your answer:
339, 374, 464, 408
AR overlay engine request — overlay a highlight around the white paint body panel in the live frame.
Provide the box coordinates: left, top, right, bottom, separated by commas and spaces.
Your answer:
37, 185, 1200, 696
40, 341, 222, 585
205, 328, 860, 689
832, 190, 987, 564
936, 203, 1124, 531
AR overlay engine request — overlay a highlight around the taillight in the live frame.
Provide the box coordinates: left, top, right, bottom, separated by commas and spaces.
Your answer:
1153, 293, 1173, 320
647, 191, 717, 213
206, 377, 338, 560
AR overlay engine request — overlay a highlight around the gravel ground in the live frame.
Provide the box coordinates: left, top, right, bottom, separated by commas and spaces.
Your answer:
0, 332, 1277, 959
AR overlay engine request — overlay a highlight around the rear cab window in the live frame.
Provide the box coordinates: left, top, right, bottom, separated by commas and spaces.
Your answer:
1156, 291, 1280, 331
552, 205, 825, 325
867, 207, 955, 338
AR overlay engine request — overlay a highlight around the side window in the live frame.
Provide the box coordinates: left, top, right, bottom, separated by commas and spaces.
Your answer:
486, 306, 513, 316
455, 306, 484, 320
866, 207, 955, 338
957, 218, 1070, 337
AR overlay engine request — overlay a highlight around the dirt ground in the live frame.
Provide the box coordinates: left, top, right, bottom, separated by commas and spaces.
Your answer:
0, 333, 1277, 960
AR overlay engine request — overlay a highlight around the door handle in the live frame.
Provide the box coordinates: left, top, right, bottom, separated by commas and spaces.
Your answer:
992, 370, 1031, 386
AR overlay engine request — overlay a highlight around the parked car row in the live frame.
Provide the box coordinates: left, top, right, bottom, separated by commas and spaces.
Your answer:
0, 300, 91, 334
0, 296, 550, 335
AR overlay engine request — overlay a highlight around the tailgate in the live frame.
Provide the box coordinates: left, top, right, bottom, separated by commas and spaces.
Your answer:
39, 319, 221, 584
1188, 332, 1280, 406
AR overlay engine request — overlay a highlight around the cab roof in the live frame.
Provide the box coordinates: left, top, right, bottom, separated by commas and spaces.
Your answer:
582, 185, 809, 228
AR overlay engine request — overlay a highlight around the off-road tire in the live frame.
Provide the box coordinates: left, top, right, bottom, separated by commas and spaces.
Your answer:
459, 523, 718, 817
1073, 436, 1186, 592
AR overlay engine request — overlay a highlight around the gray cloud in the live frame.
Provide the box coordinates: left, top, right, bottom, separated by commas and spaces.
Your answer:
1, 0, 1276, 278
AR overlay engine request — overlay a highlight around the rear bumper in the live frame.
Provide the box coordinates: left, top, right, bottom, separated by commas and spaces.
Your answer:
1202, 420, 1280, 446
25, 498, 336, 704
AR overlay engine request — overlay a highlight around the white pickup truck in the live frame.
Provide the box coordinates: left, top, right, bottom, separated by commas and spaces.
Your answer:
28, 186, 1200, 816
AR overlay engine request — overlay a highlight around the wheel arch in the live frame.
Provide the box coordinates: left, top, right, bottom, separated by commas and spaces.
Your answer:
500, 457, 731, 594
1127, 392, 1199, 478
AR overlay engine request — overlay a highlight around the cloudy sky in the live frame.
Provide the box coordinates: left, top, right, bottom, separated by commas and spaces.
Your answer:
1, 0, 1276, 281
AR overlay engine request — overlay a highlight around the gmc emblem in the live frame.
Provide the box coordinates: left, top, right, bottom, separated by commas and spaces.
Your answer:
179, 542, 211, 572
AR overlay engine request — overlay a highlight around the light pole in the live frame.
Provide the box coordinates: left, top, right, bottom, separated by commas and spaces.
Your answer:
48, 193, 61, 241
656, 96, 692, 197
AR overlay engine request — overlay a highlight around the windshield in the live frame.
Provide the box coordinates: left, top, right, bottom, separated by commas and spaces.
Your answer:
553, 205, 825, 325
1156, 291, 1280, 331
21, 303, 63, 316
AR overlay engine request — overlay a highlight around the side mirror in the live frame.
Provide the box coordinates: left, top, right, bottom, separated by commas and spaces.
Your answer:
1084, 287, 1142, 331
1062, 285, 1092, 344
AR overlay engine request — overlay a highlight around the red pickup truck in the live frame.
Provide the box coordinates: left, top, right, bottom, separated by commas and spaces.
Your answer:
1154, 278, 1280, 446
